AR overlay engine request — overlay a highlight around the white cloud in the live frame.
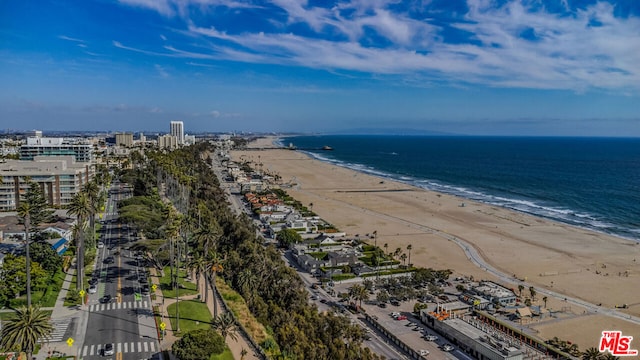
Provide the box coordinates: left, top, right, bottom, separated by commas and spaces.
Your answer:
155, 64, 170, 78
58, 35, 85, 43
115, 0, 640, 92
210, 110, 220, 117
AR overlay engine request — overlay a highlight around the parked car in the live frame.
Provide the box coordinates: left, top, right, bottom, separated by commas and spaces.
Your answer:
89, 277, 98, 285
101, 295, 112, 303
97, 242, 104, 249
442, 344, 454, 352
424, 335, 438, 341
88, 285, 97, 294
396, 315, 407, 320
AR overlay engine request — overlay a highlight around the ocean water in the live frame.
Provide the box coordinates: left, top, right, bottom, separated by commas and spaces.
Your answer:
285, 135, 640, 241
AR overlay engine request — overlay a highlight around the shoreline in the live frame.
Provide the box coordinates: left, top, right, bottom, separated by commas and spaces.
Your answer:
283, 136, 640, 244
233, 136, 640, 349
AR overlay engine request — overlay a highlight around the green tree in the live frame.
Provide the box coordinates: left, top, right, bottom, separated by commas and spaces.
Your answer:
376, 290, 389, 304
212, 312, 238, 342
30, 241, 63, 275
0, 306, 53, 359
17, 202, 33, 307
277, 228, 302, 248
348, 284, 369, 308
0, 254, 47, 300
18, 182, 53, 306
518, 284, 524, 297
529, 286, 536, 301
406, 244, 413, 267
21, 182, 54, 229
172, 328, 225, 360
542, 296, 548, 308
84, 181, 103, 248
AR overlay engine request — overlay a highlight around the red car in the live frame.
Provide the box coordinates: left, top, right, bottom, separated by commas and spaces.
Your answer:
396, 315, 407, 320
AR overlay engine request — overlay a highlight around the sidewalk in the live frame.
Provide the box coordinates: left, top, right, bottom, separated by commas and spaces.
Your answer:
149, 268, 261, 360
35, 262, 88, 360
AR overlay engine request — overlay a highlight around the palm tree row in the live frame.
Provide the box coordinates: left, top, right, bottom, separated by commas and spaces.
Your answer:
126, 142, 381, 359
67, 176, 108, 292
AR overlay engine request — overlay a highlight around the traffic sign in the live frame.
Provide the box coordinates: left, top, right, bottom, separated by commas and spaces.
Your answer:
79, 290, 85, 297
159, 322, 166, 330
151, 284, 157, 291
66, 338, 74, 347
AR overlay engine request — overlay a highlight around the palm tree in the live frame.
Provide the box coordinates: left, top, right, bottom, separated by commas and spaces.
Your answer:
581, 347, 601, 360
348, 284, 369, 309
186, 254, 206, 301
517, 284, 524, 297
206, 251, 224, 317
240, 348, 248, 360
542, 296, 548, 308
400, 253, 407, 266
84, 181, 101, 247
17, 202, 32, 306
383, 243, 388, 256
0, 306, 53, 359
529, 286, 536, 301
212, 312, 238, 342
67, 192, 92, 291
406, 244, 412, 267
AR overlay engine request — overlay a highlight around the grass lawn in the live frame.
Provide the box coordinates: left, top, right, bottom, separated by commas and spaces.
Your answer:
9, 269, 66, 308
166, 299, 212, 334
159, 266, 198, 299
210, 347, 234, 360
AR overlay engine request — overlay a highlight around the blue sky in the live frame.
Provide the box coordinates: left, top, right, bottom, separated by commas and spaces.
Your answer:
1, 0, 639, 136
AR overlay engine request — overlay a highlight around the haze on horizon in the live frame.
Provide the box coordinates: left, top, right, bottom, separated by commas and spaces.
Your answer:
1, 0, 639, 137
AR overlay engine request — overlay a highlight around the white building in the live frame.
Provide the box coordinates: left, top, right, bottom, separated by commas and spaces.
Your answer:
20, 136, 93, 163
170, 121, 184, 145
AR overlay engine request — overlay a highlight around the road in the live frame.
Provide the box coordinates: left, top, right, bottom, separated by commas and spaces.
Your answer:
80, 183, 160, 360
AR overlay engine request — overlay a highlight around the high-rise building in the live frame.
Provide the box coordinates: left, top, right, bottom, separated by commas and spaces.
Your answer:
115, 132, 134, 147
157, 134, 178, 149
170, 121, 184, 145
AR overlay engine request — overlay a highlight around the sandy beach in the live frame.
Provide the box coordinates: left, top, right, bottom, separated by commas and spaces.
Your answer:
232, 137, 640, 350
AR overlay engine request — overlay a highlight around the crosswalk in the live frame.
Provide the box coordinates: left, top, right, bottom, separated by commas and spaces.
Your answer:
41, 318, 73, 343
89, 300, 149, 312
81, 341, 157, 357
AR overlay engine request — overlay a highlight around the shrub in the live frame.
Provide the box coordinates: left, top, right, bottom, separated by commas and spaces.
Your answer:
172, 329, 225, 360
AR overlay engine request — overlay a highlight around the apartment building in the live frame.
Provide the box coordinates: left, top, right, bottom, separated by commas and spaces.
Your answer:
0, 156, 91, 211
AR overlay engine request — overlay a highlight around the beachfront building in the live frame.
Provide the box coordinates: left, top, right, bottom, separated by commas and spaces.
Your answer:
20, 136, 94, 163
0, 156, 91, 210
420, 307, 525, 360
473, 282, 517, 307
